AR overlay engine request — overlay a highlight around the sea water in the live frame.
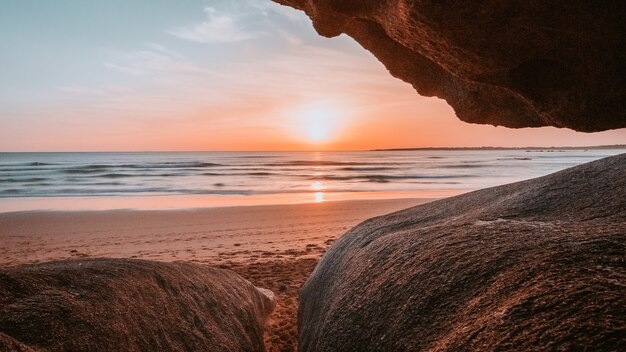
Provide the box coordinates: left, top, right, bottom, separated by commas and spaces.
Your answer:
0, 149, 623, 211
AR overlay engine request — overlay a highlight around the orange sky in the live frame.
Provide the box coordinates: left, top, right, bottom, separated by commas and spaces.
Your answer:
1, 0, 624, 151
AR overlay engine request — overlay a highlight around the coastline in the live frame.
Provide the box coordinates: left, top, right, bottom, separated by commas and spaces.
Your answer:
0, 190, 460, 213
0, 197, 437, 267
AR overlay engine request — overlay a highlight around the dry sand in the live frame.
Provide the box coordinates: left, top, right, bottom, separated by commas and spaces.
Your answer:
0, 198, 435, 352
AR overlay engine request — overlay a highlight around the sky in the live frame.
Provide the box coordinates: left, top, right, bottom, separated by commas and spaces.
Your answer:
1, 0, 624, 151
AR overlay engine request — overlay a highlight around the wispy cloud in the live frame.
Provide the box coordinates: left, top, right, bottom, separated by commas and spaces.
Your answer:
168, 7, 261, 44
247, 0, 305, 22
104, 47, 206, 76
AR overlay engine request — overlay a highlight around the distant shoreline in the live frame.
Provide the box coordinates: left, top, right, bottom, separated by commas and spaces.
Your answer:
370, 145, 626, 152
2, 145, 626, 154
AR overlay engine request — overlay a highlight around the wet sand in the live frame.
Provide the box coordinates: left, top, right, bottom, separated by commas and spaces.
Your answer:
0, 198, 436, 351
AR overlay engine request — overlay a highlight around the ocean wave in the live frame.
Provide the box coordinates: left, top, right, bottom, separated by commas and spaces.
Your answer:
236, 155, 279, 159
81, 182, 126, 186
65, 162, 222, 171
74, 164, 110, 169
439, 164, 489, 169
0, 162, 57, 168
62, 173, 175, 180
0, 177, 48, 183
128, 162, 223, 169
0, 187, 253, 198
98, 172, 193, 178
311, 174, 466, 182
62, 168, 107, 174
100, 173, 135, 178
339, 167, 397, 171
201, 171, 277, 177
262, 161, 402, 167
0, 189, 24, 194
0, 167, 60, 172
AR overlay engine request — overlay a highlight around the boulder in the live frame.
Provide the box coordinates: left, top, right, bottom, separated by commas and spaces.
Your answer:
273, 0, 626, 132
299, 153, 626, 351
0, 259, 275, 352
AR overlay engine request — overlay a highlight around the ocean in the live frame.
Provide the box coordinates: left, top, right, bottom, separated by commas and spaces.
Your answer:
0, 149, 623, 211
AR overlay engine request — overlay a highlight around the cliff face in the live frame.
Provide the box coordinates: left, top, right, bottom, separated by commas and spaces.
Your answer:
0, 259, 275, 352
298, 154, 626, 351
273, 0, 626, 132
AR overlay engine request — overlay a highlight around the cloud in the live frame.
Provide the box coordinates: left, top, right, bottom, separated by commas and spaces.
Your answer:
104, 46, 206, 76
92, 39, 413, 125
247, 0, 305, 21
168, 7, 261, 44
146, 43, 184, 59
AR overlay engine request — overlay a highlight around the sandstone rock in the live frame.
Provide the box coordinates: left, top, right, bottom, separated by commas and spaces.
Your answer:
273, 0, 626, 132
0, 259, 275, 352
299, 153, 626, 351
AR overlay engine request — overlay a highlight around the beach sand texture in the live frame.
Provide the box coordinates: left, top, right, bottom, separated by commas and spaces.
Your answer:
1, 197, 434, 351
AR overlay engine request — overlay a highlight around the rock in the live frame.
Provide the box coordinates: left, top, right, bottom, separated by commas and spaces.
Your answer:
273, 0, 626, 132
0, 259, 275, 352
0, 332, 38, 352
298, 153, 626, 351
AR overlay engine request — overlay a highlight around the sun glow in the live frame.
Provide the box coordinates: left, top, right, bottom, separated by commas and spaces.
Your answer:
292, 102, 348, 144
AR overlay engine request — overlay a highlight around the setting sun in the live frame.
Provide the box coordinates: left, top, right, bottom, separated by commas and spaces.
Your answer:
293, 103, 348, 144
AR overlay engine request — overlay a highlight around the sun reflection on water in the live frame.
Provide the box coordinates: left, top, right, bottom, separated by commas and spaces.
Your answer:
311, 181, 326, 203
311, 181, 325, 191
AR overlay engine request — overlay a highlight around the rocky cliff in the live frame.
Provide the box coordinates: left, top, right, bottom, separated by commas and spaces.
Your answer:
273, 0, 626, 132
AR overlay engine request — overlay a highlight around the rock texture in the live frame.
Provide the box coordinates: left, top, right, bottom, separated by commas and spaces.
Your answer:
273, 0, 626, 132
0, 259, 275, 352
298, 153, 626, 351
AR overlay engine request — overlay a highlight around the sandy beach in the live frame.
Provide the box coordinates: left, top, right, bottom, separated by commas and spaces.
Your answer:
0, 197, 435, 351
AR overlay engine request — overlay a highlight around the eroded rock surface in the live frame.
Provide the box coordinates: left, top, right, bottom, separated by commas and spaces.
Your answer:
0, 259, 275, 352
299, 153, 626, 351
274, 0, 626, 131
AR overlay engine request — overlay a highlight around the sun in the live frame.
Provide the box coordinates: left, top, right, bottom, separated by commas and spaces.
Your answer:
294, 102, 347, 144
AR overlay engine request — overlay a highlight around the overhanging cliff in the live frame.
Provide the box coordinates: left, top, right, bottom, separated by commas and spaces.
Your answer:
273, 0, 626, 132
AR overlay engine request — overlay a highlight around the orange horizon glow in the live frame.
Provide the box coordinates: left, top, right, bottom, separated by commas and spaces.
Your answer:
3, 75, 625, 152
4, 87, 625, 152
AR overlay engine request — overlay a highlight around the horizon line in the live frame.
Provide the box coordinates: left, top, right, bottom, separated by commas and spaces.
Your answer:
1, 144, 625, 153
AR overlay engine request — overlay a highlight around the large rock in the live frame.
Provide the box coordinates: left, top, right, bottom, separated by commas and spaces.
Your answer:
298, 154, 626, 351
0, 259, 275, 352
273, 0, 626, 132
